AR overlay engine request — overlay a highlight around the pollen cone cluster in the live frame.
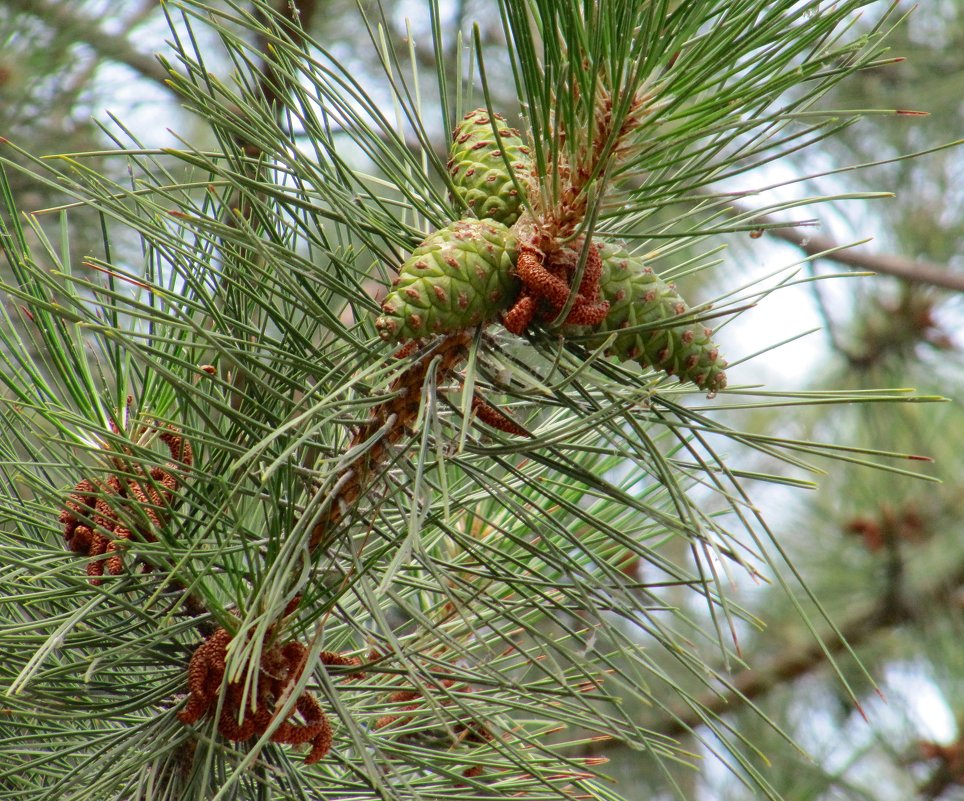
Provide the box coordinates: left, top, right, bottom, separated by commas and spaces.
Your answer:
563, 241, 727, 393
59, 422, 192, 584
178, 628, 363, 765
376, 219, 519, 342
448, 108, 531, 226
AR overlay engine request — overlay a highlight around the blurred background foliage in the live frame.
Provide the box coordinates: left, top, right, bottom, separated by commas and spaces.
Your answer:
0, 1, 961, 799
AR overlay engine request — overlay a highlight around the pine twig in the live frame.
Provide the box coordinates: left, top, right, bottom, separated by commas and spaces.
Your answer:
733, 202, 964, 293
251, 0, 320, 110
307, 333, 471, 552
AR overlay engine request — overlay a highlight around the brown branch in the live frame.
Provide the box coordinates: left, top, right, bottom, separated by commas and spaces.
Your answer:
307, 333, 471, 552
2, 0, 172, 89
252, 0, 319, 109
225, 1, 322, 229
1, 0, 322, 108
651, 558, 964, 740
730, 201, 964, 293
918, 739, 964, 800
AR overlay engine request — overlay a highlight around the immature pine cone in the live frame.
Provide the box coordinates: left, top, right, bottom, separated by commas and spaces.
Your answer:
563, 241, 727, 393
448, 108, 531, 226
376, 219, 519, 342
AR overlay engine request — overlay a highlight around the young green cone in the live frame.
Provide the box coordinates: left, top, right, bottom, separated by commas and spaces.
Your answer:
448, 109, 531, 226
566, 241, 727, 393
376, 219, 519, 342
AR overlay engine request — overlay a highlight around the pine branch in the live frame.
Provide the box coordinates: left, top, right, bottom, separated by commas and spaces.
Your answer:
0, 3, 953, 798
14, 0, 957, 301
733, 202, 964, 293
651, 556, 964, 740
306, 333, 471, 553
250, 0, 320, 110
2, 0, 172, 88
0, 0, 324, 112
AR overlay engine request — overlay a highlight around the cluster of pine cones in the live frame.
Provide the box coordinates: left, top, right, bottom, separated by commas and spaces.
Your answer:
376, 108, 727, 395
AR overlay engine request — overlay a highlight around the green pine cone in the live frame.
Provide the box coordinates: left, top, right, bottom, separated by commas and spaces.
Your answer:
566, 241, 728, 393
448, 108, 531, 226
376, 219, 519, 342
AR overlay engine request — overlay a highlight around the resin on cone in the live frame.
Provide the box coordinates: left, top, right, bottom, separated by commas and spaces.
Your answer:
448, 109, 531, 226
565, 241, 727, 393
376, 219, 519, 342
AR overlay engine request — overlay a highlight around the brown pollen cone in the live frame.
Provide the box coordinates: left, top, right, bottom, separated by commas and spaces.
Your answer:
178, 628, 363, 765
502, 239, 609, 335
59, 423, 192, 584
